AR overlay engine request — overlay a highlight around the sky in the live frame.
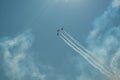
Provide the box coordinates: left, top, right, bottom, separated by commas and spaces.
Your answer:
0, 0, 120, 80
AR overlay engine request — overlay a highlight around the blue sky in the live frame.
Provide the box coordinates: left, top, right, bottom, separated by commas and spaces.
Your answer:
0, 0, 120, 80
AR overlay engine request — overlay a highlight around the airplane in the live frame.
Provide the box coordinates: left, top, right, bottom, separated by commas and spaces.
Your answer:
57, 29, 59, 36
57, 33, 59, 36
61, 28, 63, 31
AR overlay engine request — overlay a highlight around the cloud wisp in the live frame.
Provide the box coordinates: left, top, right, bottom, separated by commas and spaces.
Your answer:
87, 0, 120, 79
0, 30, 46, 80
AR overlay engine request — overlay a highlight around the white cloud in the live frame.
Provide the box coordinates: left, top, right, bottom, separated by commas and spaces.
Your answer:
86, 0, 120, 79
0, 30, 46, 80
112, 0, 120, 8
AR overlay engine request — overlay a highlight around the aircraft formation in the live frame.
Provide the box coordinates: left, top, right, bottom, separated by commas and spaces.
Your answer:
57, 28, 120, 80
57, 28, 63, 36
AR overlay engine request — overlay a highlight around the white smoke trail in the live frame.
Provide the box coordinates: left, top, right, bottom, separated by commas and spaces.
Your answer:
62, 30, 98, 59
59, 31, 113, 78
61, 30, 114, 74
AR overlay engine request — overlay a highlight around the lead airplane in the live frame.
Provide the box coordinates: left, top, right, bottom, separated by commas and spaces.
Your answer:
61, 28, 63, 31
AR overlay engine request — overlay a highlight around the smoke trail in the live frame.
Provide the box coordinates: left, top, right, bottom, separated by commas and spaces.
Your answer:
0, 30, 46, 80
59, 31, 113, 78
62, 30, 102, 59
62, 30, 98, 59
61, 30, 114, 74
